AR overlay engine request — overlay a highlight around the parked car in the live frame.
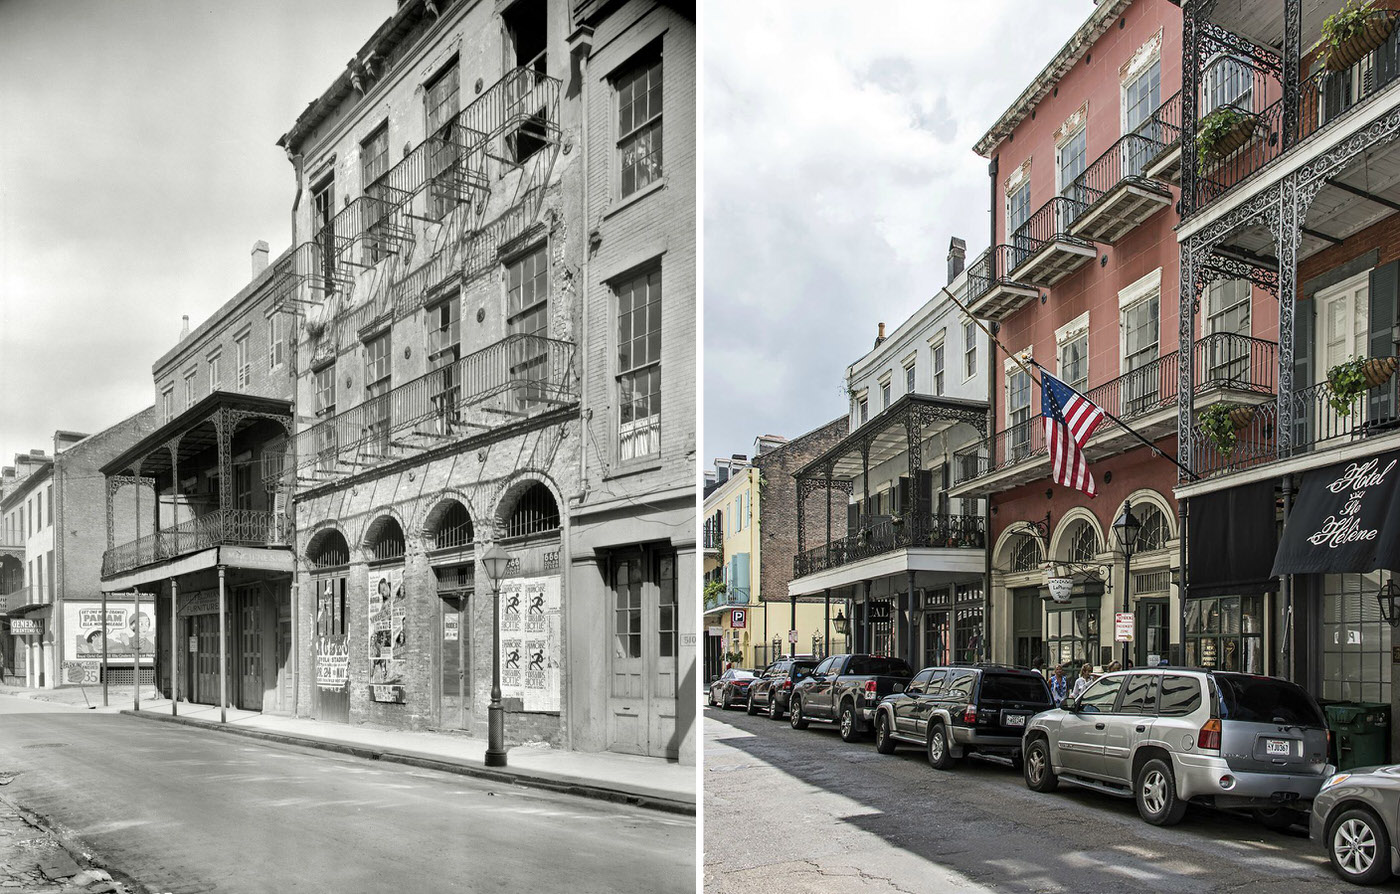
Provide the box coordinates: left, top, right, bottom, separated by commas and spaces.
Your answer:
1022, 668, 1332, 828
708, 669, 757, 709
1311, 766, 1400, 885
872, 664, 1054, 769
789, 653, 914, 742
747, 656, 819, 719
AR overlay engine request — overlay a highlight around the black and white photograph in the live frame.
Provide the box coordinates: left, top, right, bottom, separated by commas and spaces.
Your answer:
0, 1, 695, 892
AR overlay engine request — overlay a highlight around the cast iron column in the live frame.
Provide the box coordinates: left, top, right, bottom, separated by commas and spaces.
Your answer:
170, 578, 178, 716
218, 564, 227, 723
133, 587, 141, 712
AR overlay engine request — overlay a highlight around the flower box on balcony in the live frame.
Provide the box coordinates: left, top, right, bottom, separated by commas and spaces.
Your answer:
1324, 3, 1398, 71
1328, 356, 1398, 415
1196, 108, 1257, 175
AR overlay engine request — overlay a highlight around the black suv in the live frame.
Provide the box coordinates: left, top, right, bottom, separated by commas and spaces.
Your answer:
872, 664, 1054, 769
747, 656, 819, 719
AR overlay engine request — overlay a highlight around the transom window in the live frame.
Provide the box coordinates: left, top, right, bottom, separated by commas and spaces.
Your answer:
617, 268, 662, 461
434, 502, 474, 551
617, 52, 663, 197
505, 482, 560, 539
1011, 534, 1043, 572
1069, 522, 1098, 564
367, 517, 405, 563
1135, 504, 1170, 552
309, 530, 350, 569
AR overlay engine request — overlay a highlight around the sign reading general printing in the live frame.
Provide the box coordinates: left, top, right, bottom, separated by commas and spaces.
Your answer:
12, 618, 43, 636
62, 602, 154, 663
498, 576, 561, 712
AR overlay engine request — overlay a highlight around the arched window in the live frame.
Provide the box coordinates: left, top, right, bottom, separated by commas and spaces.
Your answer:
308, 529, 350, 569
367, 517, 406, 562
434, 502, 474, 550
1011, 534, 1043, 572
505, 483, 560, 539
1136, 505, 1170, 552
1069, 522, 1099, 564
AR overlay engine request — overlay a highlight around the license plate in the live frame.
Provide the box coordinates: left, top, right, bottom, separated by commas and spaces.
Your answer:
1005, 714, 1026, 727
1266, 738, 1291, 756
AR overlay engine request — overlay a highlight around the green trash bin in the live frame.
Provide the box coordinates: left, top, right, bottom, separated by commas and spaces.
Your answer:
1325, 702, 1391, 770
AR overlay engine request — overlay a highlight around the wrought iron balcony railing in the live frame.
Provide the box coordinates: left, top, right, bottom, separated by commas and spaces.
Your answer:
703, 527, 722, 551
793, 513, 986, 579
966, 244, 1038, 304
0, 587, 31, 612
704, 589, 750, 612
279, 333, 576, 486
101, 509, 293, 577
952, 333, 1278, 483
1072, 132, 1170, 201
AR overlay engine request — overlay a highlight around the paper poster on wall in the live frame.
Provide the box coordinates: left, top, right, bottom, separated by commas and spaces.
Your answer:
499, 576, 561, 712
368, 567, 406, 685
314, 577, 350, 692
63, 602, 155, 664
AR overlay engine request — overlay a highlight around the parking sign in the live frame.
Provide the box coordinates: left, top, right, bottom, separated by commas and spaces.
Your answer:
731, 608, 746, 629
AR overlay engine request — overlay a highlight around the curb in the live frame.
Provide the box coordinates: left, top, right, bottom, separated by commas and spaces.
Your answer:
119, 710, 695, 816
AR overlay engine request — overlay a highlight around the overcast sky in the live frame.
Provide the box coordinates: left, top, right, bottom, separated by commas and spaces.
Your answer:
703, 0, 1089, 466
0, 1, 392, 467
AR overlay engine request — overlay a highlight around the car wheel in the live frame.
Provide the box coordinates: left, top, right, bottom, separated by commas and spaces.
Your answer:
722, 689, 732, 710
1329, 806, 1393, 886
789, 696, 809, 730
1253, 806, 1304, 832
746, 693, 759, 716
708, 688, 716, 708
839, 702, 863, 743
874, 712, 897, 755
926, 722, 956, 770
769, 693, 783, 720
1135, 757, 1187, 826
1023, 737, 1057, 793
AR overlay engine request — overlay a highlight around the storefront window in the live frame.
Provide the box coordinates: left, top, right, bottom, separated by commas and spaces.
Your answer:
1046, 598, 1099, 670
1185, 594, 1263, 674
1323, 571, 1392, 704
954, 583, 983, 662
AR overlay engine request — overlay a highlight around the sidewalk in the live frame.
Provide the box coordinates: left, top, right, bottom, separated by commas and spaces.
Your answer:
0, 685, 695, 816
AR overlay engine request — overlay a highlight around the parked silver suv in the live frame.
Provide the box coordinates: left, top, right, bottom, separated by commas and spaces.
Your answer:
1022, 668, 1332, 827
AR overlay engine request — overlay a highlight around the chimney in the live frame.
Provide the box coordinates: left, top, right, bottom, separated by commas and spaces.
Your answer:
251, 240, 270, 276
948, 237, 966, 283
179, 315, 190, 342
874, 322, 886, 349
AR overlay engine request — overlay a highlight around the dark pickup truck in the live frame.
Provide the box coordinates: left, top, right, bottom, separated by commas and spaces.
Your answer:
789, 653, 914, 742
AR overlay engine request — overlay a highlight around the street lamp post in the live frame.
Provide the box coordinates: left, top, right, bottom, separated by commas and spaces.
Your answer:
479, 542, 512, 768
833, 609, 848, 653
1112, 500, 1142, 668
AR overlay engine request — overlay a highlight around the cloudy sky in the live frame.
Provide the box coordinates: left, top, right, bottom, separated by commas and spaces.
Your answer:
0, 1, 392, 467
703, 0, 1089, 465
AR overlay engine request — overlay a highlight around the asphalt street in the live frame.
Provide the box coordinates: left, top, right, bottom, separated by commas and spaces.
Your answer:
703, 703, 1352, 894
0, 694, 694, 894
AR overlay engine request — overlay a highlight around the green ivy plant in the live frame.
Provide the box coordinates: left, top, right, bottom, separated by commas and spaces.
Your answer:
1196, 107, 1252, 175
1327, 358, 1370, 416
1323, 0, 1381, 55
703, 579, 728, 603
1199, 403, 1240, 455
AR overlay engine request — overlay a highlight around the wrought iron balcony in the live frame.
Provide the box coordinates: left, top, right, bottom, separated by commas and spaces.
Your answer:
703, 526, 722, 552
1067, 132, 1175, 243
101, 509, 293, 577
1006, 195, 1096, 287
952, 334, 1277, 486
281, 333, 576, 487
0, 587, 32, 613
966, 244, 1041, 320
792, 513, 986, 579
1142, 90, 1183, 183
703, 589, 750, 612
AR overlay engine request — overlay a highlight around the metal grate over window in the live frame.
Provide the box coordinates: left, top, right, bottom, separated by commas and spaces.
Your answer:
1011, 534, 1043, 572
505, 483, 560, 539
1069, 522, 1099, 564
1136, 505, 1170, 552
368, 518, 406, 562
434, 502, 474, 550
308, 530, 350, 569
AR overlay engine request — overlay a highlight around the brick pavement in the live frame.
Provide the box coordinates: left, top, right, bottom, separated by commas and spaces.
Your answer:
0, 794, 133, 894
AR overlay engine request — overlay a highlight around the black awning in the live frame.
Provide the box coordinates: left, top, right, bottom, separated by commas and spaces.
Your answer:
1272, 450, 1400, 576
1188, 479, 1279, 599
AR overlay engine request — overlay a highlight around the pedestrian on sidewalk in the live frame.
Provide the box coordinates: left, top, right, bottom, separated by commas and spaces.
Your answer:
1049, 664, 1069, 703
1070, 662, 1095, 699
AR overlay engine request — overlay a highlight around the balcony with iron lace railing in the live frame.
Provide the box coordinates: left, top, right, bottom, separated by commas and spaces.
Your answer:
1065, 130, 1175, 244
1, 587, 34, 614
792, 513, 987, 580
277, 333, 577, 488
101, 509, 294, 578
1141, 90, 1183, 183
949, 333, 1278, 495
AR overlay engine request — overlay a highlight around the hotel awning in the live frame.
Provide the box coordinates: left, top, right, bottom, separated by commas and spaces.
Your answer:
1272, 450, 1400, 576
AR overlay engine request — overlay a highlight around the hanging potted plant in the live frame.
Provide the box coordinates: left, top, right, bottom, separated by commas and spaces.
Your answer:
1323, 1, 1399, 72
1328, 356, 1400, 415
1196, 107, 1257, 174
1199, 403, 1247, 454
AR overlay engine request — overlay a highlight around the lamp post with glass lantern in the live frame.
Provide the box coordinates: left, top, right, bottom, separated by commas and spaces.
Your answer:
479, 542, 512, 767
1112, 500, 1142, 668
833, 609, 848, 652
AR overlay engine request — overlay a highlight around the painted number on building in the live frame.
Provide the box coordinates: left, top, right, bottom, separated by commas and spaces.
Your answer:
680, 634, 696, 647
1115, 612, 1134, 643
731, 608, 746, 629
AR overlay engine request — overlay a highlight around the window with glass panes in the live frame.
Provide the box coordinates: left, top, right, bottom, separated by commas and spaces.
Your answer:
313, 364, 337, 471
1124, 58, 1162, 174
1121, 294, 1160, 412
617, 53, 662, 197
1185, 594, 1264, 673
312, 178, 336, 292
424, 60, 460, 220
614, 558, 642, 659
880, 380, 891, 410
1058, 127, 1088, 208
905, 363, 915, 394
1007, 181, 1031, 240
1202, 54, 1253, 114
207, 354, 221, 394
235, 334, 250, 390
1323, 571, 1393, 703
1046, 600, 1099, 670
1059, 332, 1088, 393
268, 312, 284, 369
184, 370, 196, 408
617, 268, 662, 461
963, 321, 977, 378
1008, 367, 1032, 457
361, 124, 390, 263
932, 342, 945, 395
954, 583, 984, 661
1069, 522, 1098, 563
161, 386, 174, 421
1205, 279, 1251, 382
364, 332, 392, 454
658, 554, 677, 662
507, 246, 550, 406
858, 397, 868, 425
428, 297, 461, 433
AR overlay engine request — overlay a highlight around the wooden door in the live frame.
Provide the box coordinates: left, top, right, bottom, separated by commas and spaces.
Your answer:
312, 576, 350, 723
238, 589, 263, 711
608, 554, 646, 754
440, 595, 470, 729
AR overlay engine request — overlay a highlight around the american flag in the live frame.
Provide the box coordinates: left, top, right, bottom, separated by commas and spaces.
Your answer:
1041, 370, 1105, 497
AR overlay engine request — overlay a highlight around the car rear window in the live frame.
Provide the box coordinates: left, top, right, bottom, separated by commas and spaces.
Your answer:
979, 673, 1052, 704
846, 656, 913, 677
732, 670, 755, 680
792, 662, 817, 677
943, 670, 977, 701
1157, 675, 1202, 717
1215, 674, 1325, 726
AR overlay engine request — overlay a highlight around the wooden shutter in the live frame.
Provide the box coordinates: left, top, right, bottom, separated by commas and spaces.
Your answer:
1293, 296, 1316, 449
915, 469, 934, 518
896, 477, 910, 516
1369, 260, 1399, 421
847, 500, 860, 536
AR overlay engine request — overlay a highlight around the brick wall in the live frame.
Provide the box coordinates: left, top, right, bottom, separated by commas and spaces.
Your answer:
753, 418, 850, 603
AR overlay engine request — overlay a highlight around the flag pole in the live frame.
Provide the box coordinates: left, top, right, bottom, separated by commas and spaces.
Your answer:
936, 286, 1199, 482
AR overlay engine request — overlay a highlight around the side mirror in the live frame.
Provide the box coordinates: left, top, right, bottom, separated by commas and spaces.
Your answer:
1060, 697, 1077, 712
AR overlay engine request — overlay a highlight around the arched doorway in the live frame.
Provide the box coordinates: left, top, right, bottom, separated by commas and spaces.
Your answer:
426, 499, 475, 729
308, 528, 351, 723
